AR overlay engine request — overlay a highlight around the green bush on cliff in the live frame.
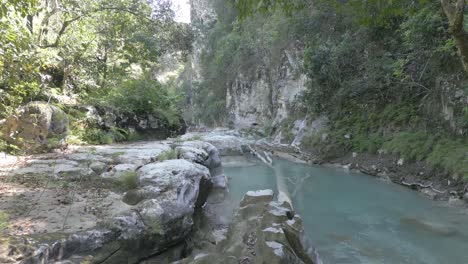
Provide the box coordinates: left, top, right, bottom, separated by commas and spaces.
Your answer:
383, 132, 435, 161
426, 139, 468, 178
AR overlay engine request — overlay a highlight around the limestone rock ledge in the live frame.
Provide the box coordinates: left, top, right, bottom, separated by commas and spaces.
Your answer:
176, 190, 322, 264
0, 141, 224, 264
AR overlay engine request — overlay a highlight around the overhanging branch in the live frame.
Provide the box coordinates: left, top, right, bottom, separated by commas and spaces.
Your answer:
38, 6, 156, 49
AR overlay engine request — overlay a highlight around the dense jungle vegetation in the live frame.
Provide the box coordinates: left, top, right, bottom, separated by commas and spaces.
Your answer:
191, 0, 467, 178
0, 0, 191, 148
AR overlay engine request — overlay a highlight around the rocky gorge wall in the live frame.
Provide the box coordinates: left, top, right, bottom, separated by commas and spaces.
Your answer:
185, 0, 316, 143
225, 46, 308, 131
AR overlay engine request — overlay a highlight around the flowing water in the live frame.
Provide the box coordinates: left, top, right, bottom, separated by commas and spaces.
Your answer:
223, 157, 468, 264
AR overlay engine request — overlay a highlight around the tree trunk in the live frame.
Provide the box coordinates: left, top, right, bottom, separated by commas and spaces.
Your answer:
441, 0, 468, 74
27, 15, 33, 33
100, 45, 108, 89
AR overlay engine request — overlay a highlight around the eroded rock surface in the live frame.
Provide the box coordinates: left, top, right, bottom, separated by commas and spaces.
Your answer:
177, 190, 321, 264
0, 140, 223, 263
181, 129, 251, 156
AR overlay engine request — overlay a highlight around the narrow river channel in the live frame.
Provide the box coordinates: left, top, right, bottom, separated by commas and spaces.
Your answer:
223, 157, 468, 264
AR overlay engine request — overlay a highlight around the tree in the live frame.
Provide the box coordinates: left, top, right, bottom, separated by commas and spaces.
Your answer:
0, 0, 192, 119
440, 0, 468, 73
233, 0, 468, 74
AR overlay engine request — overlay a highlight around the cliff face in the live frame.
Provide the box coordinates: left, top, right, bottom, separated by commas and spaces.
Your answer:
186, 0, 316, 143
226, 46, 307, 130
182, 0, 217, 125
189, 0, 217, 83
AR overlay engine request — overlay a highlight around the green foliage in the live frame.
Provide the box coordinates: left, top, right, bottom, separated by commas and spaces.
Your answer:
186, 135, 203, 141
427, 138, 468, 178
81, 128, 111, 145
0, 211, 9, 230
1, 0, 191, 130
118, 171, 139, 191
382, 132, 467, 178
0, 7, 44, 118
262, 119, 274, 136
156, 149, 178, 161
147, 217, 164, 235
234, 0, 305, 19
127, 131, 145, 142
279, 117, 296, 144
383, 132, 435, 161
97, 77, 182, 127
234, 0, 430, 28
292, 1, 467, 178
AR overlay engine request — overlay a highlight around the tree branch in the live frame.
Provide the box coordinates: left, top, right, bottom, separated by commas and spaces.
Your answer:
38, 5, 156, 49
38, 15, 82, 48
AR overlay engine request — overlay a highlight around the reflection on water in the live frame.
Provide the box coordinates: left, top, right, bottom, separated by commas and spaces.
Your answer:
224, 157, 468, 264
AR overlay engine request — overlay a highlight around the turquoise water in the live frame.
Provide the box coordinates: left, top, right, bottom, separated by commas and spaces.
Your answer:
224, 157, 468, 264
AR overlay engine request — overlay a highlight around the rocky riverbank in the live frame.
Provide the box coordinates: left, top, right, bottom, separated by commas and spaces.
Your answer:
0, 129, 319, 263
252, 135, 468, 207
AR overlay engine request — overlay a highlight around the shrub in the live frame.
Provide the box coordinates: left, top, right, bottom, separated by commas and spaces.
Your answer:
262, 119, 274, 136
0, 212, 9, 230
119, 171, 139, 190
383, 131, 435, 161
156, 149, 178, 161
186, 135, 203, 141
427, 138, 468, 178
81, 128, 110, 145
99, 77, 182, 128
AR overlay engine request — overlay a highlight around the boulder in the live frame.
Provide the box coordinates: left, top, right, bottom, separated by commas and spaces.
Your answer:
203, 135, 246, 156
463, 192, 468, 203
138, 159, 212, 207
1, 101, 69, 152
93, 106, 187, 138
177, 141, 227, 188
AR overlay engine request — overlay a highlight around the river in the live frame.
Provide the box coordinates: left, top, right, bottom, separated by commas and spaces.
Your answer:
223, 157, 468, 264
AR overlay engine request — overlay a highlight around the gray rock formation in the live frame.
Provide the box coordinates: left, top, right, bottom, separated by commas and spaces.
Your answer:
176, 140, 227, 188
0, 140, 224, 263
177, 189, 321, 264
225, 46, 308, 132
79, 105, 186, 138
181, 130, 251, 156
1, 101, 69, 152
